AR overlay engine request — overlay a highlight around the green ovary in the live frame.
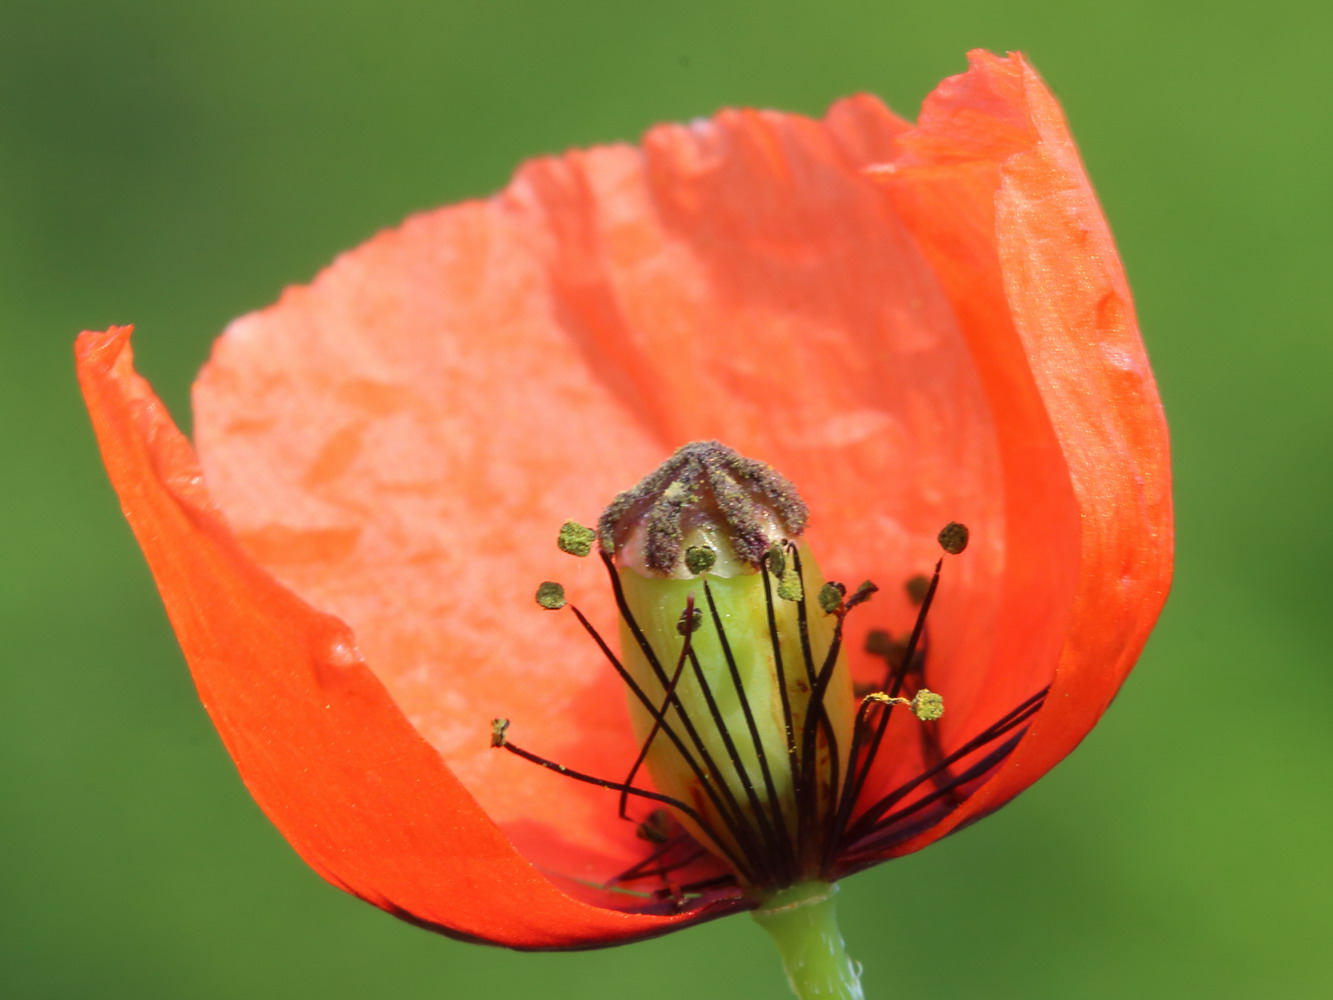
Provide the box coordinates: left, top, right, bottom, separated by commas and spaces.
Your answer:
615, 542, 854, 876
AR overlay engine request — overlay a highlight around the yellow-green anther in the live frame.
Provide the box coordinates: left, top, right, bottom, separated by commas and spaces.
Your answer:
557, 520, 597, 557
777, 566, 803, 603
489, 717, 509, 748
910, 689, 944, 721
817, 582, 845, 615
863, 689, 944, 723
766, 544, 786, 579
535, 581, 566, 610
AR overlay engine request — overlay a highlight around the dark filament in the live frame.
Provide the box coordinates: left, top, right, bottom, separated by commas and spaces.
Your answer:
495, 540, 1048, 901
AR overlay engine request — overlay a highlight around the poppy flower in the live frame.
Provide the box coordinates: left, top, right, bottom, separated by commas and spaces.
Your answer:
77, 47, 1171, 967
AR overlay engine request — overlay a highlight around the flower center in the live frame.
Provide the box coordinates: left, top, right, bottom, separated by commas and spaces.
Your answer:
491, 442, 1045, 903
596, 443, 858, 885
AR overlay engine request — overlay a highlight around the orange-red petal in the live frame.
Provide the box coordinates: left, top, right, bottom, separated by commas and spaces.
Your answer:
871, 51, 1173, 852
76, 326, 737, 946
189, 94, 1008, 880
80, 47, 1171, 924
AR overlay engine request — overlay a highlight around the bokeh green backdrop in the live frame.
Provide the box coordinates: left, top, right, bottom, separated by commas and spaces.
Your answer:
4, 1, 1329, 997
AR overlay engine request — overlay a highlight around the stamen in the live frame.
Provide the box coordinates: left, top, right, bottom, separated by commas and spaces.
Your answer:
557, 520, 597, 557
867, 579, 952, 796
858, 732, 1027, 850
789, 547, 826, 838
560, 595, 764, 882
756, 550, 814, 862
619, 842, 711, 882
796, 619, 843, 846
785, 547, 818, 694
492, 724, 692, 812
818, 582, 846, 615
635, 809, 672, 844
598, 552, 777, 883
677, 605, 703, 636
492, 717, 758, 885
910, 689, 944, 721
863, 576, 961, 798
776, 566, 803, 602
792, 542, 860, 853
844, 580, 879, 613
681, 641, 787, 877
759, 556, 799, 774
502, 484, 1026, 902
861, 689, 945, 722
827, 524, 964, 859
701, 579, 795, 873
534, 581, 566, 610
651, 872, 738, 904
618, 598, 698, 822
841, 686, 1048, 849
611, 815, 714, 887
938, 521, 970, 555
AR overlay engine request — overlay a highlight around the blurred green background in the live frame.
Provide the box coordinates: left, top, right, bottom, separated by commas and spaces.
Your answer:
4, 1, 1329, 997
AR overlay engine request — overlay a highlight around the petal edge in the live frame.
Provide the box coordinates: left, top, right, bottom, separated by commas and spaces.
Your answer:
76, 326, 736, 947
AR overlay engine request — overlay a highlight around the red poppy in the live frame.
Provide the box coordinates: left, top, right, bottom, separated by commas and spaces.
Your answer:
77, 50, 1171, 951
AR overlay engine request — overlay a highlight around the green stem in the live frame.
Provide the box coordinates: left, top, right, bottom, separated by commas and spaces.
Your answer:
753, 881, 865, 1000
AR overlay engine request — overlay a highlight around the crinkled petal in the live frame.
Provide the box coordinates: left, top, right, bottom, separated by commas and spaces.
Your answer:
192, 97, 1009, 879
76, 326, 736, 947
869, 51, 1172, 854
91, 48, 1169, 908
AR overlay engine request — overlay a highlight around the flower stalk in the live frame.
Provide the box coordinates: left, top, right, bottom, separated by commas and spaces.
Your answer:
753, 882, 864, 1000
